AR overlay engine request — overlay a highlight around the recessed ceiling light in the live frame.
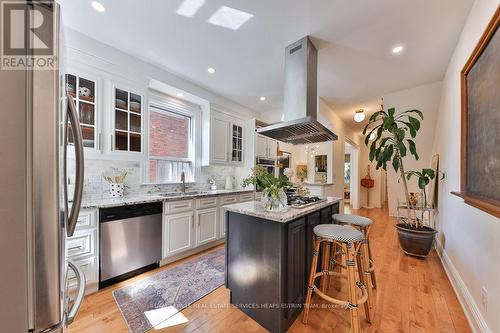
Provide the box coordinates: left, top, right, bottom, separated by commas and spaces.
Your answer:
259, 96, 266, 101
208, 6, 253, 30
354, 109, 365, 122
91, 1, 105, 13
392, 45, 404, 54
207, 67, 216, 74
176, 0, 205, 18
177, 93, 184, 98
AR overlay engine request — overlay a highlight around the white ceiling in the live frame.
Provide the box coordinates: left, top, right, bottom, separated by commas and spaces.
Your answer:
61, 0, 473, 132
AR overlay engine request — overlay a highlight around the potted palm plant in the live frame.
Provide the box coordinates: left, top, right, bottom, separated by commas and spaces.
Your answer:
363, 107, 437, 257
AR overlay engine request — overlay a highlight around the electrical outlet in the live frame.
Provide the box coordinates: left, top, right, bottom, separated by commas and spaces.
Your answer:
481, 287, 488, 311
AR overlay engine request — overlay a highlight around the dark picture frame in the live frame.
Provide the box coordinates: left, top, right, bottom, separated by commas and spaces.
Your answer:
452, 7, 500, 218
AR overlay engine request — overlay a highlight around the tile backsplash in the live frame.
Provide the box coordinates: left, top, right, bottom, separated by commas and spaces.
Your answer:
68, 158, 243, 201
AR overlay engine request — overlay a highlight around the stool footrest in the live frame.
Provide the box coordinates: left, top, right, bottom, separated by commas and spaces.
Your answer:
309, 282, 369, 308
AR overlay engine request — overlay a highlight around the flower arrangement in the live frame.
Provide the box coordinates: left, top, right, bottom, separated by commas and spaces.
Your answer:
242, 166, 292, 211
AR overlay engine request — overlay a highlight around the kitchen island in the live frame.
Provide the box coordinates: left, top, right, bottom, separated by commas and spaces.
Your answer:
224, 197, 341, 333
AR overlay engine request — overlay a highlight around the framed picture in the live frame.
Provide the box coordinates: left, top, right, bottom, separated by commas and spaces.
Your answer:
452, 7, 500, 218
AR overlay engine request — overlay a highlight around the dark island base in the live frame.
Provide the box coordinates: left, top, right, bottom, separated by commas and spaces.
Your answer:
225, 202, 339, 333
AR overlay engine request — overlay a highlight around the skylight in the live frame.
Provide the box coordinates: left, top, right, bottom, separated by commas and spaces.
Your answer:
176, 0, 205, 18
207, 6, 253, 30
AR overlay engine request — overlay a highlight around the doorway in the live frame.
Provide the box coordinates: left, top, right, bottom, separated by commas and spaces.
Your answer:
344, 140, 359, 211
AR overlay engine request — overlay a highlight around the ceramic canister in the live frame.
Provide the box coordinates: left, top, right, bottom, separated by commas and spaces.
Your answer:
110, 183, 124, 198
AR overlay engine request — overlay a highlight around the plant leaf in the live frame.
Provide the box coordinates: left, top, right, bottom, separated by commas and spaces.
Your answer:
369, 141, 376, 161
396, 128, 405, 142
423, 168, 435, 179
418, 177, 427, 189
388, 108, 395, 117
392, 157, 399, 172
400, 109, 423, 120
408, 116, 421, 131
398, 141, 407, 157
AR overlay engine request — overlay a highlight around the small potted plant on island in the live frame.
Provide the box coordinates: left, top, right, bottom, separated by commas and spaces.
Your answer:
242, 166, 292, 211
363, 107, 439, 257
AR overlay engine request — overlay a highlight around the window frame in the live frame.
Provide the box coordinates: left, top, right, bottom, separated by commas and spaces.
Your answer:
145, 95, 202, 184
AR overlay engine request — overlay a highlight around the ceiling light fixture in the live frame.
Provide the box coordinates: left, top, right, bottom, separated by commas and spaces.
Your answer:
176, 0, 205, 17
91, 1, 106, 13
392, 45, 404, 54
369, 132, 376, 141
259, 96, 266, 101
207, 67, 216, 74
208, 6, 253, 30
354, 109, 365, 123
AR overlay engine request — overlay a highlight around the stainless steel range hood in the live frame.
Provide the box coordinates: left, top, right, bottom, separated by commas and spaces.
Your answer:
257, 36, 338, 144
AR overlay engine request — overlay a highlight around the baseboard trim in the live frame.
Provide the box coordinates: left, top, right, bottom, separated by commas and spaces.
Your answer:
435, 239, 491, 333
160, 239, 225, 266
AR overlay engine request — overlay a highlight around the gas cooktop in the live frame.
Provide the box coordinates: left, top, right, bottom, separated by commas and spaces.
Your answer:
287, 196, 326, 208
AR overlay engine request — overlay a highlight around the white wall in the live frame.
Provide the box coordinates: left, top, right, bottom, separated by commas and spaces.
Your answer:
317, 98, 363, 208
432, 1, 500, 332
381, 81, 443, 216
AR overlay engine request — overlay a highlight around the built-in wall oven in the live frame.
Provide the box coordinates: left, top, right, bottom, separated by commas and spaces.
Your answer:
256, 157, 277, 191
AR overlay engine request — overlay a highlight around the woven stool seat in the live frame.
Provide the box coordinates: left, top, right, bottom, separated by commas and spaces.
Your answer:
333, 213, 373, 227
313, 224, 364, 243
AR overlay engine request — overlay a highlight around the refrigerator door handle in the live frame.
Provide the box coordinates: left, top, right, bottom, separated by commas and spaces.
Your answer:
65, 260, 86, 325
66, 94, 84, 237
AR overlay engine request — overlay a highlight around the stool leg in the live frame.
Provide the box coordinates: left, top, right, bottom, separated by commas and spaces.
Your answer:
357, 246, 372, 322
303, 237, 321, 324
346, 243, 361, 333
362, 240, 374, 309
367, 238, 377, 289
320, 242, 331, 292
327, 242, 337, 291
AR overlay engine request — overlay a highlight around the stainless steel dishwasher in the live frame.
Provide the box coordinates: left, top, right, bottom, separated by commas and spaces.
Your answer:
99, 202, 162, 288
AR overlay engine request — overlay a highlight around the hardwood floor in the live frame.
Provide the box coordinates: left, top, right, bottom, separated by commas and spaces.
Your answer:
68, 206, 471, 333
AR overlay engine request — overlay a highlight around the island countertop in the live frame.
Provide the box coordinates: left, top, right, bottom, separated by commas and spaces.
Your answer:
224, 196, 342, 223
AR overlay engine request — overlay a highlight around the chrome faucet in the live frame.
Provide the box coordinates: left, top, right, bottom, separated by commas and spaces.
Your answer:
180, 171, 186, 193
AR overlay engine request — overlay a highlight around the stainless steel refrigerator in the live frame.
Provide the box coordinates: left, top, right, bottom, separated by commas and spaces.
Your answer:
0, 0, 85, 331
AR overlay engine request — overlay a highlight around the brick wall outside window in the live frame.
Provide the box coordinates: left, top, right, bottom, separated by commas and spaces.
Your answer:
148, 109, 193, 183
149, 111, 190, 158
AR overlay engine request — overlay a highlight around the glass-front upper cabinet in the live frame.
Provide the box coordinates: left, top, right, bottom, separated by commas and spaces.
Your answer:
113, 87, 142, 153
65, 74, 98, 149
231, 123, 243, 163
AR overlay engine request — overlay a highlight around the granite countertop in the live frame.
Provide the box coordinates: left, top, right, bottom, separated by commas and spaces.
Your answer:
80, 189, 254, 209
224, 197, 342, 223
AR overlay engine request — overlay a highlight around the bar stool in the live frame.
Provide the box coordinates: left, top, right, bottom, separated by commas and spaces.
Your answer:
332, 214, 376, 293
303, 224, 371, 333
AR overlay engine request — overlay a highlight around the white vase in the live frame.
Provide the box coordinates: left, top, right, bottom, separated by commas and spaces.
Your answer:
110, 183, 124, 198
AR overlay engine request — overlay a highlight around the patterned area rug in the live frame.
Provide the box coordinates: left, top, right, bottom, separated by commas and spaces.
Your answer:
113, 248, 225, 333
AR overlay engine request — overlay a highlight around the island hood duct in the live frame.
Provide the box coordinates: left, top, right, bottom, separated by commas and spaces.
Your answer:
257, 36, 338, 144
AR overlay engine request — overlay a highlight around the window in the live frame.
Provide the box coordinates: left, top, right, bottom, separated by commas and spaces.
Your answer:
148, 104, 195, 183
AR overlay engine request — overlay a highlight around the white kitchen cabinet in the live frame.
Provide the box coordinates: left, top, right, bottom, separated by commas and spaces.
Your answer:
163, 211, 195, 257
256, 134, 278, 159
195, 207, 218, 246
65, 71, 102, 154
256, 134, 268, 158
112, 86, 143, 153
219, 195, 238, 238
66, 208, 99, 295
210, 113, 230, 164
210, 110, 245, 165
268, 138, 278, 159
